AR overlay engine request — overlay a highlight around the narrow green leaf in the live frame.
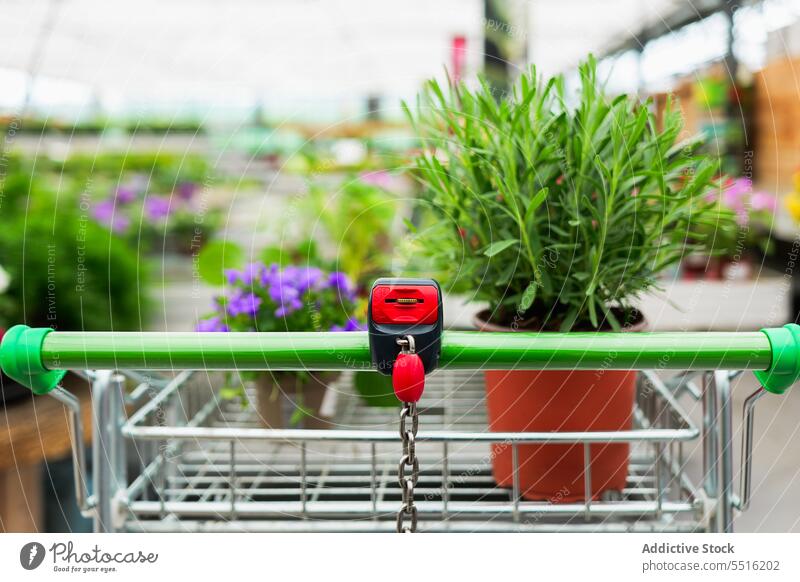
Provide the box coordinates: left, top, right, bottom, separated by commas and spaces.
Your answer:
483, 238, 519, 257
524, 187, 548, 222
519, 281, 537, 311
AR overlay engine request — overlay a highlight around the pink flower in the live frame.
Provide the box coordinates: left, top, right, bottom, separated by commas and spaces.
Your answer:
751, 191, 777, 213
722, 178, 751, 211
359, 170, 394, 190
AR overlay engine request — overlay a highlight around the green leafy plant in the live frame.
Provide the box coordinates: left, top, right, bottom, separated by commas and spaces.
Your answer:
303, 175, 398, 288
0, 209, 147, 331
405, 57, 736, 331
0, 165, 149, 331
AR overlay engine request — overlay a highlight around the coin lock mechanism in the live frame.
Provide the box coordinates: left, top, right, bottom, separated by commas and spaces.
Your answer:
367, 277, 443, 378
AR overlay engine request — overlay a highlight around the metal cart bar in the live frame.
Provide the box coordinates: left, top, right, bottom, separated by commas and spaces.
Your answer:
121, 426, 700, 443
38, 330, 772, 370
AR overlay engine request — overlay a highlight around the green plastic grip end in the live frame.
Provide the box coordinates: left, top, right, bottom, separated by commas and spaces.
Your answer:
755, 324, 800, 395
0, 325, 65, 395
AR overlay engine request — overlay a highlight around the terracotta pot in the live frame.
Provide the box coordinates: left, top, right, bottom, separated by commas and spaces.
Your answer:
681, 254, 723, 280
255, 372, 336, 429
475, 312, 645, 502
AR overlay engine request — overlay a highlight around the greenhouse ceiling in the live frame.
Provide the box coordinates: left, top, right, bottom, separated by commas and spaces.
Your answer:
0, 0, 796, 119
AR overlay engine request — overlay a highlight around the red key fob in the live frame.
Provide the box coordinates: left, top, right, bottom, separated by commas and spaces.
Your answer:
392, 352, 425, 403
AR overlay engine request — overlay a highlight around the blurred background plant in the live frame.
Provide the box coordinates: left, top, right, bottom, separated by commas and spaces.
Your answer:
680, 177, 777, 281
0, 203, 147, 331
302, 173, 401, 290
4, 151, 221, 254
90, 176, 222, 255
707, 177, 777, 254
0, 115, 205, 136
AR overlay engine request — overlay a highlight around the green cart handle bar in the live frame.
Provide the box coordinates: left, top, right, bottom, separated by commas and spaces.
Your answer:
3, 324, 800, 396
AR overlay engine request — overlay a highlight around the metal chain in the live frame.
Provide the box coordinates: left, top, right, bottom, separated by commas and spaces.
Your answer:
397, 400, 419, 532
396, 335, 420, 533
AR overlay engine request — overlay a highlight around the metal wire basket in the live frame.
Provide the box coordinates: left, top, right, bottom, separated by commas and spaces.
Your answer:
1, 325, 790, 533
72, 367, 752, 533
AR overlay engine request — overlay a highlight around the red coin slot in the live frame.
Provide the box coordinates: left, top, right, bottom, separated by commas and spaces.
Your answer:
371, 285, 439, 325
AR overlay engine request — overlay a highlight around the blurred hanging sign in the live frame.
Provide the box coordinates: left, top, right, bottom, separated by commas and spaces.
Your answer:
451, 36, 467, 84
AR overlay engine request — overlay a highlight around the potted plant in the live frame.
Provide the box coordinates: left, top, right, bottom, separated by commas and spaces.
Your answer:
197, 263, 362, 428
405, 57, 734, 501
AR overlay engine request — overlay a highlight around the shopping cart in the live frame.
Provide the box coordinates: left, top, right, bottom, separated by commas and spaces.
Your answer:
2, 313, 799, 533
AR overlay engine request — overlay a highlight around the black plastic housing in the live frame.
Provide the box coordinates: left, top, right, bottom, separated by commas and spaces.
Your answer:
367, 278, 443, 376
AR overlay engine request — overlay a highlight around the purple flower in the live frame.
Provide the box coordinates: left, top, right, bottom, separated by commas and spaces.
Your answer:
226, 264, 266, 287
91, 200, 114, 221
260, 263, 280, 287
282, 266, 322, 293
226, 289, 262, 317
269, 283, 302, 317
327, 271, 356, 300
275, 304, 301, 317
268, 282, 298, 304
91, 199, 130, 233
196, 316, 229, 332
224, 269, 241, 285
330, 317, 364, 332
144, 196, 172, 221
240, 263, 265, 286
177, 181, 197, 201
347, 317, 365, 331
206, 263, 361, 330
114, 186, 137, 204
